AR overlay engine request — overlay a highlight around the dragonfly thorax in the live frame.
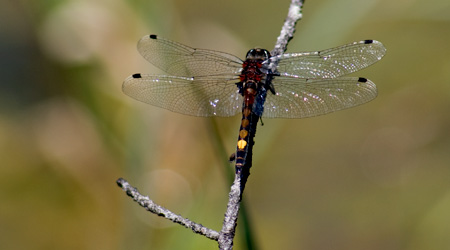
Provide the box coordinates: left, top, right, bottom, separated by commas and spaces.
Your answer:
240, 48, 271, 84
238, 48, 273, 97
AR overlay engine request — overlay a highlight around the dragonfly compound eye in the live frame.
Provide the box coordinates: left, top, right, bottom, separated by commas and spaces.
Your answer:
245, 49, 270, 60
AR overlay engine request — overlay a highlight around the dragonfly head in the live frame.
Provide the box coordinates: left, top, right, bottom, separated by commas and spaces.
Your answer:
245, 48, 271, 61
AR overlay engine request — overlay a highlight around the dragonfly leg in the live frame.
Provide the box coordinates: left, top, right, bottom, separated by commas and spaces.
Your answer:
229, 153, 236, 162
265, 71, 279, 95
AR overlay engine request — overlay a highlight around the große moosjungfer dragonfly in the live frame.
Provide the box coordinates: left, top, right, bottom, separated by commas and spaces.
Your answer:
123, 34, 386, 169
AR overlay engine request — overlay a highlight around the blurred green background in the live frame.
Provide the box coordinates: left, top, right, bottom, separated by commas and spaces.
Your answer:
1, 0, 450, 249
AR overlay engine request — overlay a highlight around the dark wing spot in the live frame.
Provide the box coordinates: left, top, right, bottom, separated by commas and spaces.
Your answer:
149, 34, 157, 39
132, 73, 142, 78
358, 77, 368, 83
364, 40, 373, 44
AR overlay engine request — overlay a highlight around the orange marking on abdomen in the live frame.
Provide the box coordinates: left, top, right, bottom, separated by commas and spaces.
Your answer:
241, 118, 249, 128
243, 107, 252, 117
239, 129, 248, 139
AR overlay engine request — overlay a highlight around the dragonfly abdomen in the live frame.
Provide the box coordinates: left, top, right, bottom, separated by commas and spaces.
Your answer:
235, 88, 260, 169
234, 49, 271, 169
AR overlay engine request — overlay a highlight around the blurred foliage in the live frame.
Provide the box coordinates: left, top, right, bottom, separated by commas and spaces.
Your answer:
1, 0, 450, 249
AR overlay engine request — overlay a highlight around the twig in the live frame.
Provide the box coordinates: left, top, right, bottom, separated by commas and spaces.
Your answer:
116, 178, 220, 240
270, 0, 304, 71
217, 172, 243, 249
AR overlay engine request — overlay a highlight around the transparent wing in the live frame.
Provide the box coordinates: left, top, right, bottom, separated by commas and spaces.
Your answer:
273, 40, 386, 79
262, 77, 377, 118
137, 34, 244, 77
123, 74, 242, 117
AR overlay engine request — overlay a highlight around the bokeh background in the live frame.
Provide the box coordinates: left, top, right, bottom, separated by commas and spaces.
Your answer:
2, 0, 450, 249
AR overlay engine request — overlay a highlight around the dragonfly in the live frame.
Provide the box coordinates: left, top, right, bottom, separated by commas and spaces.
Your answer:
123, 34, 386, 169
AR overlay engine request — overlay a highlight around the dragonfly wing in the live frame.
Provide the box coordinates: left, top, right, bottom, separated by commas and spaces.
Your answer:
274, 40, 386, 79
123, 74, 242, 117
262, 77, 377, 118
137, 34, 243, 77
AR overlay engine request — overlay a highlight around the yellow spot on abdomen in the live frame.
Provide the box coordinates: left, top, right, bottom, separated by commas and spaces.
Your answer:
237, 139, 247, 149
239, 130, 248, 139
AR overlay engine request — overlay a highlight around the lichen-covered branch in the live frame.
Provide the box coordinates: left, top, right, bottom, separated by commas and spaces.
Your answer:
116, 178, 220, 240
217, 172, 242, 250
270, 0, 305, 71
